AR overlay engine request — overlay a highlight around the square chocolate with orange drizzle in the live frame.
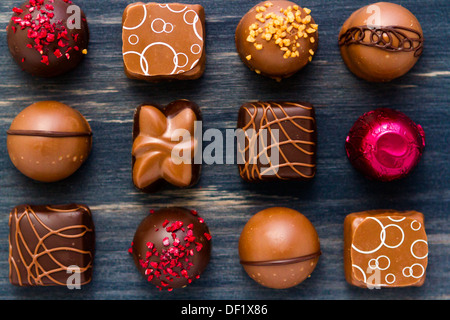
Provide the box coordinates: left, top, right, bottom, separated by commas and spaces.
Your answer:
9, 204, 95, 287
122, 2, 206, 81
237, 101, 317, 182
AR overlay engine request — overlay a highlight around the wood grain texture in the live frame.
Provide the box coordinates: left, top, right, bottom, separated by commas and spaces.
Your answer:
0, 0, 448, 300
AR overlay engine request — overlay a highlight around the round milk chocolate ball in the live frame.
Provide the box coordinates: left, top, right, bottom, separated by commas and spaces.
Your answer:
7, 101, 92, 182
239, 207, 321, 289
338, 2, 423, 82
7, 0, 89, 77
235, 1, 319, 81
130, 207, 212, 291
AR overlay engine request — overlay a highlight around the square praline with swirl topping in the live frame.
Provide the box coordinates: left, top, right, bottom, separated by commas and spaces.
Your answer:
132, 100, 202, 192
122, 2, 206, 81
237, 101, 317, 182
9, 204, 95, 287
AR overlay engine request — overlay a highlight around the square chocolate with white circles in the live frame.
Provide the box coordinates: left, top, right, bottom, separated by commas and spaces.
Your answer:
122, 2, 206, 81
344, 210, 428, 288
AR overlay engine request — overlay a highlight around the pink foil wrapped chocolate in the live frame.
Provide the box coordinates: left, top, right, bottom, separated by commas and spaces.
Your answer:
345, 108, 425, 182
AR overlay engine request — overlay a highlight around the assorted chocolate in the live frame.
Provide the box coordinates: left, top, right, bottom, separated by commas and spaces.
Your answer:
344, 210, 428, 288
129, 207, 212, 291
132, 100, 202, 192
7, 0, 89, 77
239, 207, 321, 289
339, 2, 424, 82
345, 108, 425, 182
122, 2, 206, 81
235, 1, 318, 80
237, 101, 317, 182
7, 101, 92, 182
9, 204, 95, 286
2, 1, 435, 293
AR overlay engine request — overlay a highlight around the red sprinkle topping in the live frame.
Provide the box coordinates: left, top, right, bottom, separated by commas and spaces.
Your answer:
138, 218, 211, 291
10, 0, 80, 65
204, 233, 212, 241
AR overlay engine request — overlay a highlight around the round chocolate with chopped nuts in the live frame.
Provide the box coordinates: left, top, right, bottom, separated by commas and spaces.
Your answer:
235, 1, 318, 81
130, 207, 212, 291
7, 0, 89, 77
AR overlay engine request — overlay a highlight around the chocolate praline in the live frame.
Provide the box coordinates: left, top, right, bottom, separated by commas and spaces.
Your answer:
130, 207, 212, 291
237, 101, 317, 182
344, 210, 428, 288
132, 100, 202, 192
339, 2, 423, 82
122, 2, 206, 81
7, 101, 92, 182
239, 207, 321, 289
235, 1, 319, 81
345, 108, 425, 182
7, 0, 89, 77
9, 204, 95, 287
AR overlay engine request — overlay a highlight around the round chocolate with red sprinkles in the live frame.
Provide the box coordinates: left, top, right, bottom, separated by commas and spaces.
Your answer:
7, 0, 89, 77
130, 207, 212, 291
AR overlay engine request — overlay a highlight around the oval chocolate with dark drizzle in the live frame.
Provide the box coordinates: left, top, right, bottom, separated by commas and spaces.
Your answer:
338, 25, 424, 57
338, 2, 424, 82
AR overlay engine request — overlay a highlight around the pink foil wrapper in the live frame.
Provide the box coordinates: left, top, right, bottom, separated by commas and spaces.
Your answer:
345, 108, 425, 182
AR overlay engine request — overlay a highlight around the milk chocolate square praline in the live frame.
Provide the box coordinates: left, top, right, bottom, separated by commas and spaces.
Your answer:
344, 210, 428, 288
122, 2, 206, 81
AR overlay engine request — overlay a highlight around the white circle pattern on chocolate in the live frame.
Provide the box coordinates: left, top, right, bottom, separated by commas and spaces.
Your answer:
410, 239, 428, 259
159, 3, 187, 13
385, 273, 396, 284
128, 34, 139, 45
151, 18, 174, 34
381, 223, 404, 249
123, 3, 203, 76
368, 255, 390, 270
191, 44, 202, 55
402, 263, 425, 279
351, 215, 428, 286
123, 4, 147, 30
411, 220, 422, 231
183, 10, 203, 41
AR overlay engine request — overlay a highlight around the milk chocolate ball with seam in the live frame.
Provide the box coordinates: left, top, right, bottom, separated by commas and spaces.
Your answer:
7, 0, 89, 78
7, 101, 92, 182
235, 1, 319, 81
338, 2, 423, 82
239, 207, 321, 289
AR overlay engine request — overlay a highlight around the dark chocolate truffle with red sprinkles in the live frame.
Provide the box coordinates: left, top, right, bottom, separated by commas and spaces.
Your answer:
129, 207, 212, 291
7, 0, 89, 77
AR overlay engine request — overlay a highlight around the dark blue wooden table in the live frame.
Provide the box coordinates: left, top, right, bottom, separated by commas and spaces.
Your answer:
0, 0, 448, 300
